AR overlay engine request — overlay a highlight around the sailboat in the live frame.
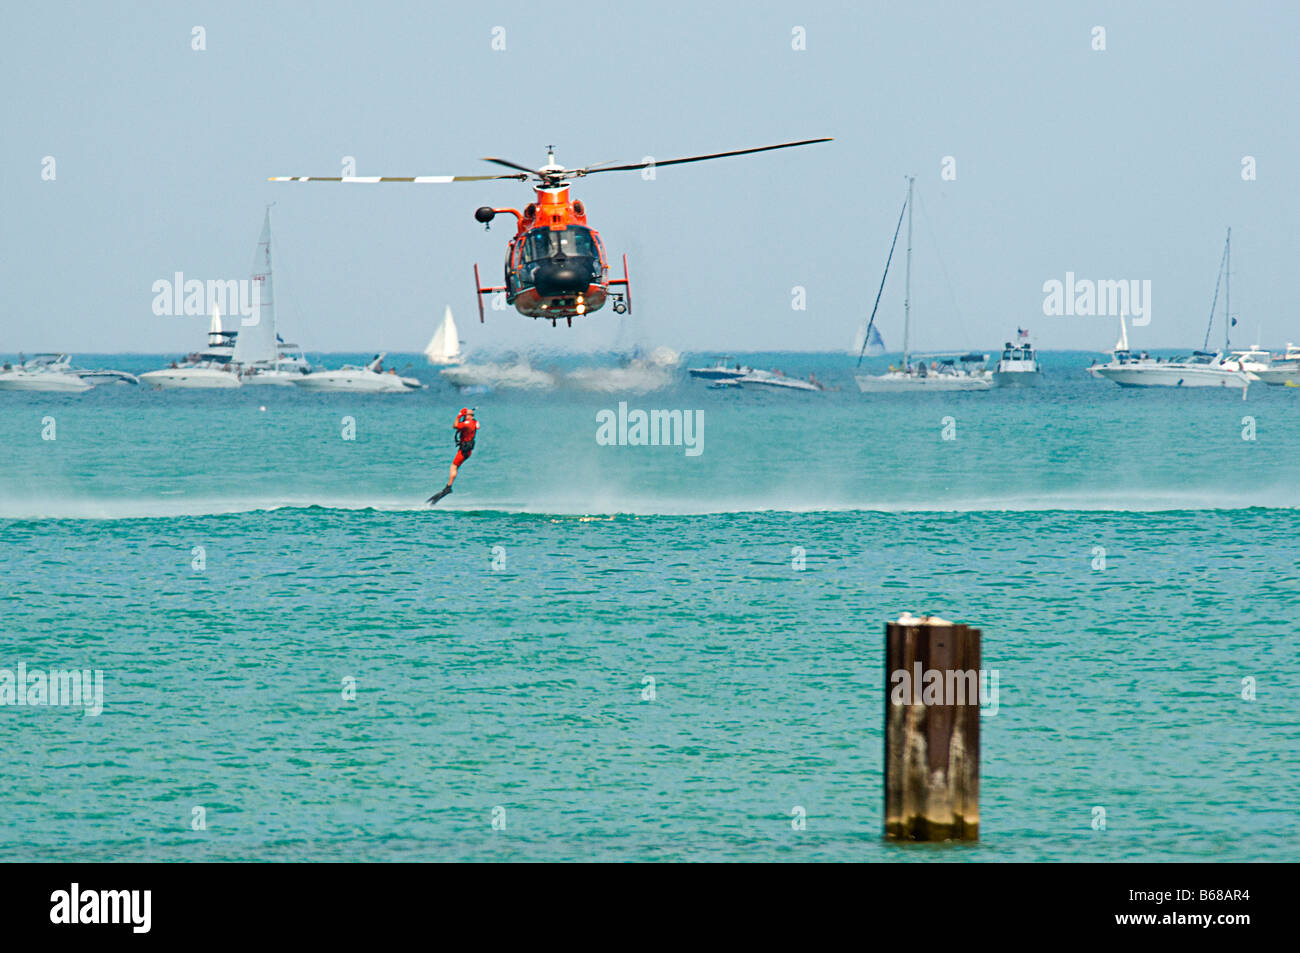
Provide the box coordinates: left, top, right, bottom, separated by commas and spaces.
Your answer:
855, 177, 992, 392
237, 207, 312, 385
424, 305, 462, 365
1091, 229, 1255, 391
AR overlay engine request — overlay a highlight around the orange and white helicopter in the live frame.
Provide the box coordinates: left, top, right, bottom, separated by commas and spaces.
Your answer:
271, 138, 830, 327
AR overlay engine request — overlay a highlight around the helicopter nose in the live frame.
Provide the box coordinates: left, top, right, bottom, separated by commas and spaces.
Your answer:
533, 258, 591, 297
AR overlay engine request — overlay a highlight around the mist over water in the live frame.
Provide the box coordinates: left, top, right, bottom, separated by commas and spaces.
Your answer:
2, 351, 1297, 518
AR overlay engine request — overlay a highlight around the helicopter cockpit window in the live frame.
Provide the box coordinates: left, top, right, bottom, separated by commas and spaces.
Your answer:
558, 227, 598, 259
523, 230, 554, 263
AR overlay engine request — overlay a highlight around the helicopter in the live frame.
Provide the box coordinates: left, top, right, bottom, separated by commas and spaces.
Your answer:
271, 138, 831, 327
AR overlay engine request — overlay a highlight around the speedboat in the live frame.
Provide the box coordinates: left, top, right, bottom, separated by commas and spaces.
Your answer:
688, 356, 753, 381
293, 353, 422, 392
734, 368, 824, 392
993, 340, 1041, 386
0, 354, 91, 392
1092, 348, 1254, 389
141, 305, 243, 389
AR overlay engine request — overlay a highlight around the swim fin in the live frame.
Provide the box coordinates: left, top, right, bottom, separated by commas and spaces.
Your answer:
427, 484, 453, 505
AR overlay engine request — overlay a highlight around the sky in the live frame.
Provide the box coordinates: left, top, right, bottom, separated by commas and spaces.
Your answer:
3, 1, 1299, 354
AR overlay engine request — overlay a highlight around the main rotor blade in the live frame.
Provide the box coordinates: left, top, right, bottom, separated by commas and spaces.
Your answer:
572, 138, 832, 175
268, 173, 526, 183
481, 157, 542, 176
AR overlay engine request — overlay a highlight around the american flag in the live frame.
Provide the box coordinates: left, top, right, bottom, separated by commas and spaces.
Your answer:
1017, 327, 1029, 339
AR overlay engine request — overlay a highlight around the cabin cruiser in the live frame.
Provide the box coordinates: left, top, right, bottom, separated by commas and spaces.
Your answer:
857, 353, 993, 392
1092, 347, 1255, 389
140, 306, 243, 389
0, 354, 91, 392
1090, 312, 1254, 390
293, 353, 422, 392
1093, 228, 1254, 391
1250, 344, 1300, 386
993, 340, 1041, 386
688, 356, 753, 381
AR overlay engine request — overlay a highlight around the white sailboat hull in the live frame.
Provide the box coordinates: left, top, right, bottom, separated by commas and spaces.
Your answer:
856, 372, 992, 392
140, 367, 242, 389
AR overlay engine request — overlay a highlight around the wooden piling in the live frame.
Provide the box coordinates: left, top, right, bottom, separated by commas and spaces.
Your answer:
884, 616, 980, 841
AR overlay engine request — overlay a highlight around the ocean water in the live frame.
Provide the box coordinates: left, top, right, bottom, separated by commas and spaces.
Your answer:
2, 350, 1297, 861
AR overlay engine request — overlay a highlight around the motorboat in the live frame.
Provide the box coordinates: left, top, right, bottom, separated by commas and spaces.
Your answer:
1091, 231, 1255, 392
0, 354, 91, 392
688, 356, 753, 381
734, 368, 824, 392
140, 305, 242, 389
993, 339, 1041, 386
1092, 348, 1255, 389
293, 353, 422, 392
1250, 344, 1300, 386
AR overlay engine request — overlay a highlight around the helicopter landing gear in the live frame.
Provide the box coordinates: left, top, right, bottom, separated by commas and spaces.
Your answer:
607, 254, 632, 315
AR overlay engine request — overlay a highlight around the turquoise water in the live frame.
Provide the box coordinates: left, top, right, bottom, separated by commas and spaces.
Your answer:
2, 351, 1297, 861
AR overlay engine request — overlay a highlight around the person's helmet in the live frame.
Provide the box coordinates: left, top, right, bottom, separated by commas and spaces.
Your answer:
460, 407, 469, 416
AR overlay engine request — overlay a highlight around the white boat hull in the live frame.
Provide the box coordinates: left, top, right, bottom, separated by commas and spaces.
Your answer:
735, 374, 822, 392
1254, 366, 1300, 386
242, 369, 306, 386
0, 372, 91, 393
993, 370, 1041, 386
293, 371, 420, 392
856, 372, 992, 392
140, 368, 242, 389
1093, 365, 1253, 388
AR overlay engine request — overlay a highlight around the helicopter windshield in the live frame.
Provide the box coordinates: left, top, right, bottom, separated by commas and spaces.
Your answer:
521, 226, 598, 262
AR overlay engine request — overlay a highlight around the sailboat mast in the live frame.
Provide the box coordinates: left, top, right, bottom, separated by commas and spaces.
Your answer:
902, 175, 914, 370
1224, 227, 1231, 351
